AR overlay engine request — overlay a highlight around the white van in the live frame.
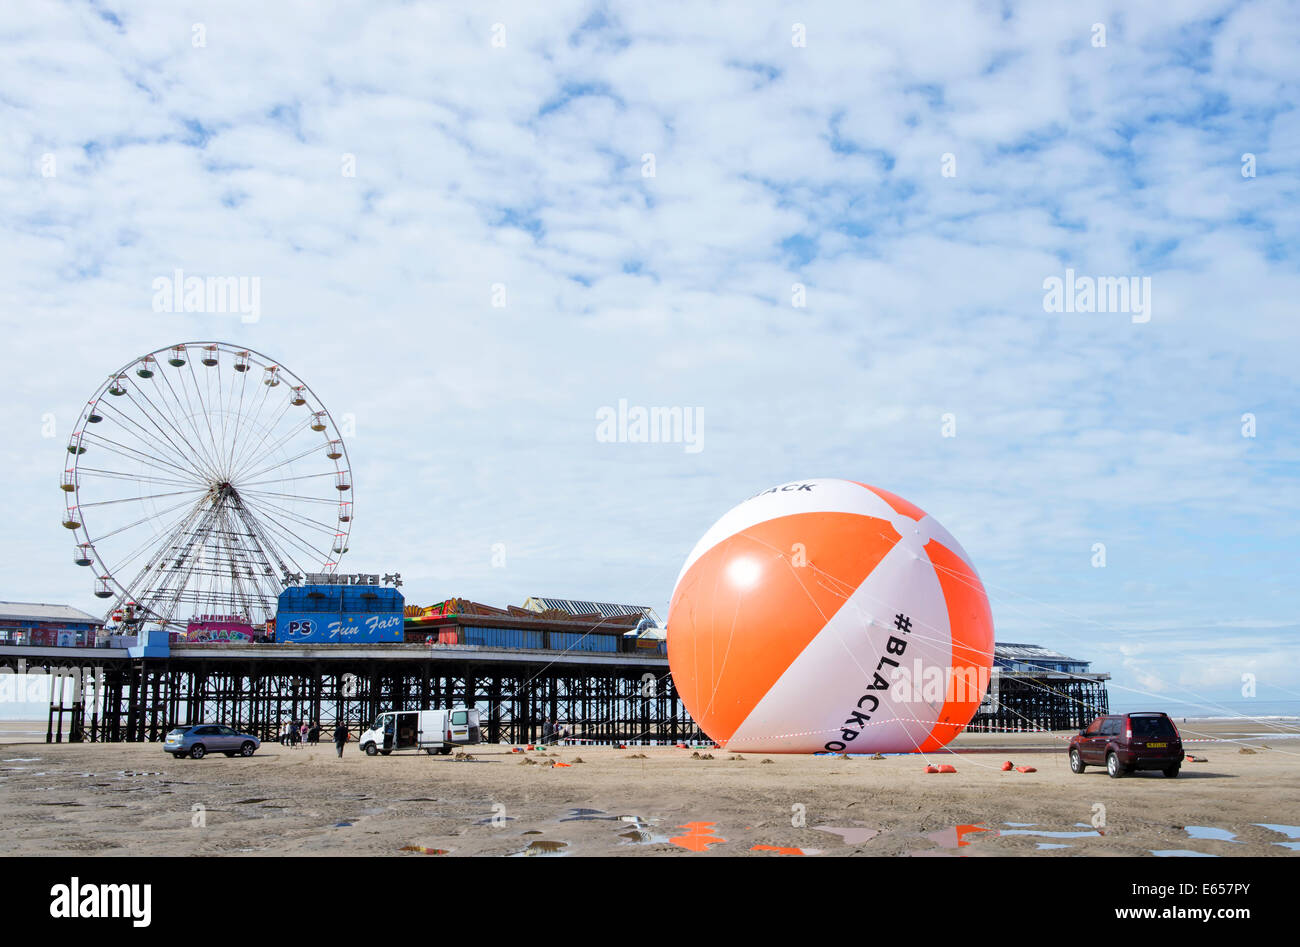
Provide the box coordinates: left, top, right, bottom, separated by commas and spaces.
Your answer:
358, 707, 481, 756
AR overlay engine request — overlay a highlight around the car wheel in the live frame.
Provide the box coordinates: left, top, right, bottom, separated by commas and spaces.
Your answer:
1069, 749, 1086, 774
190, 744, 206, 760
363, 742, 378, 756
1162, 764, 1180, 778
240, 742, 256, 757
1106, 751, 1123, 778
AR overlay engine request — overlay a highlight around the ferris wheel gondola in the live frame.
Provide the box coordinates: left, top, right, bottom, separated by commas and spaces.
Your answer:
60, 341, 353, 632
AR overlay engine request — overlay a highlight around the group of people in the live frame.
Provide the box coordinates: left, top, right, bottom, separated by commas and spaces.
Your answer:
280, 718, 320, 747
541, 717, 567, 745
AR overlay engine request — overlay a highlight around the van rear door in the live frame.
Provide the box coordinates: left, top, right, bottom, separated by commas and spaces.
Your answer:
449, 709, 470, 744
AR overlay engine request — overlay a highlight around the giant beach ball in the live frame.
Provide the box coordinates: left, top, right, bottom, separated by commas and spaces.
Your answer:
667, 479, 994, 753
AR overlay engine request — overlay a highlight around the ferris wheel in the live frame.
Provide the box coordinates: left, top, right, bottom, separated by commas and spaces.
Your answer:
60, 342, 353, 631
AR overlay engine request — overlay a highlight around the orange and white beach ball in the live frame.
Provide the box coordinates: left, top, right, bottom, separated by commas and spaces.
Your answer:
667, 479, 994, 754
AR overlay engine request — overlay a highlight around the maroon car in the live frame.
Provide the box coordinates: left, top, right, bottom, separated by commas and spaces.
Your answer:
1068, 712, 1183, 778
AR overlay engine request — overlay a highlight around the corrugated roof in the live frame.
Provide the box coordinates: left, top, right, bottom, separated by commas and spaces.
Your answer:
994, 642, 1086, 664
523, 597, 662, 625
0, 602, 104, 625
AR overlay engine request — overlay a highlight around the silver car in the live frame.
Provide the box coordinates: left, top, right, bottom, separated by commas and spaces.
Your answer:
165, 724, 260, 759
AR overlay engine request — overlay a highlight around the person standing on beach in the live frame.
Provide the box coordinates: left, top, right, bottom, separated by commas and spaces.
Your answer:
334, 723, 349, 758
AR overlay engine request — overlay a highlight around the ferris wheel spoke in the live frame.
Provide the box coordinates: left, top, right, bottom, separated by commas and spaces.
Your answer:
226, 364, 275, 477
94, 492, 211, 581
185, 358, 227, 475
223, 362, 253, 476
85, 403, 210, 483
122, 387, 220, 483
239, 470, 340, 489
230, 496, 311, 576
227, 394, 296, 483
240, 488, 340, 505
83, 415, 209, 485
79, 437, 205, 489
74, 466, 203, 489
93, 395, 209, 483
125, 377, 213, 476
236, 490, 339, 536
235, 494, 328, 568
237, 440, 330, 484
77, 487, 209, 509
90, 493, 209, 544
154, 365, 226, 480
139, 375, 225, 482
102, 500, 212, 618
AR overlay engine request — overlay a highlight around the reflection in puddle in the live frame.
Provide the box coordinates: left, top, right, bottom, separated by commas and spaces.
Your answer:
813, 825, 879, 846
926, 824, 989, 849
751, 845, 820, 855
670, 822, 727, 852
1152, 850, 1219, 857
513, 840, 569, 857
399, 845, 450, 855
1184, 826, 1238, 842
1036, 843, 1070, 850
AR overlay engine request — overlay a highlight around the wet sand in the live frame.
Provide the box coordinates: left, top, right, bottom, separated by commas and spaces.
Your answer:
2, 720, 1297, 857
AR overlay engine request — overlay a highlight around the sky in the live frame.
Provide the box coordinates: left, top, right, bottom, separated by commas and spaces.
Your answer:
1, 0, 1298, 716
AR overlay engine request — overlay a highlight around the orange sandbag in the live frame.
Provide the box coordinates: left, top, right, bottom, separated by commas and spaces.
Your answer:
937, 764, 957, 773
1001, 761, 1014, 771
924, 765, 940, 773
1015, 765, 1037, 773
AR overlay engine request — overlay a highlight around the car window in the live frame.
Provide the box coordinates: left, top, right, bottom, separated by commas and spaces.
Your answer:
1101, 718, 1121, 736
1131, 716, 1175, 740
1085, 719, 1102, 735
452, 711, 467, 725
219, 726, 237, 735
195, 726, 216, 735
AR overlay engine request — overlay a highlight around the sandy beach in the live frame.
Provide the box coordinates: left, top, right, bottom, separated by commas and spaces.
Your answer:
2, 719, 1297, 857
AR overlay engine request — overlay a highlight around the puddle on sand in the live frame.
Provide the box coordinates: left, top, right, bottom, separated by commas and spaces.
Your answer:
473, 814, 515, 825
751, 845, 820, 855
3, 758, 40, 763
619, 829, 671, 845
1185, 826, 1238, 842
926, 824, 990, 849
511, 840, 569, 857
334, 821, 353, 828
813, 825, 879, 846
1253, 824, 1300, 851
669, 822, 727, 852
1036, 843, 1071, 850
399, 845, 450, 855
1152, 850, 1219, 857
560, 808, 618, 822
